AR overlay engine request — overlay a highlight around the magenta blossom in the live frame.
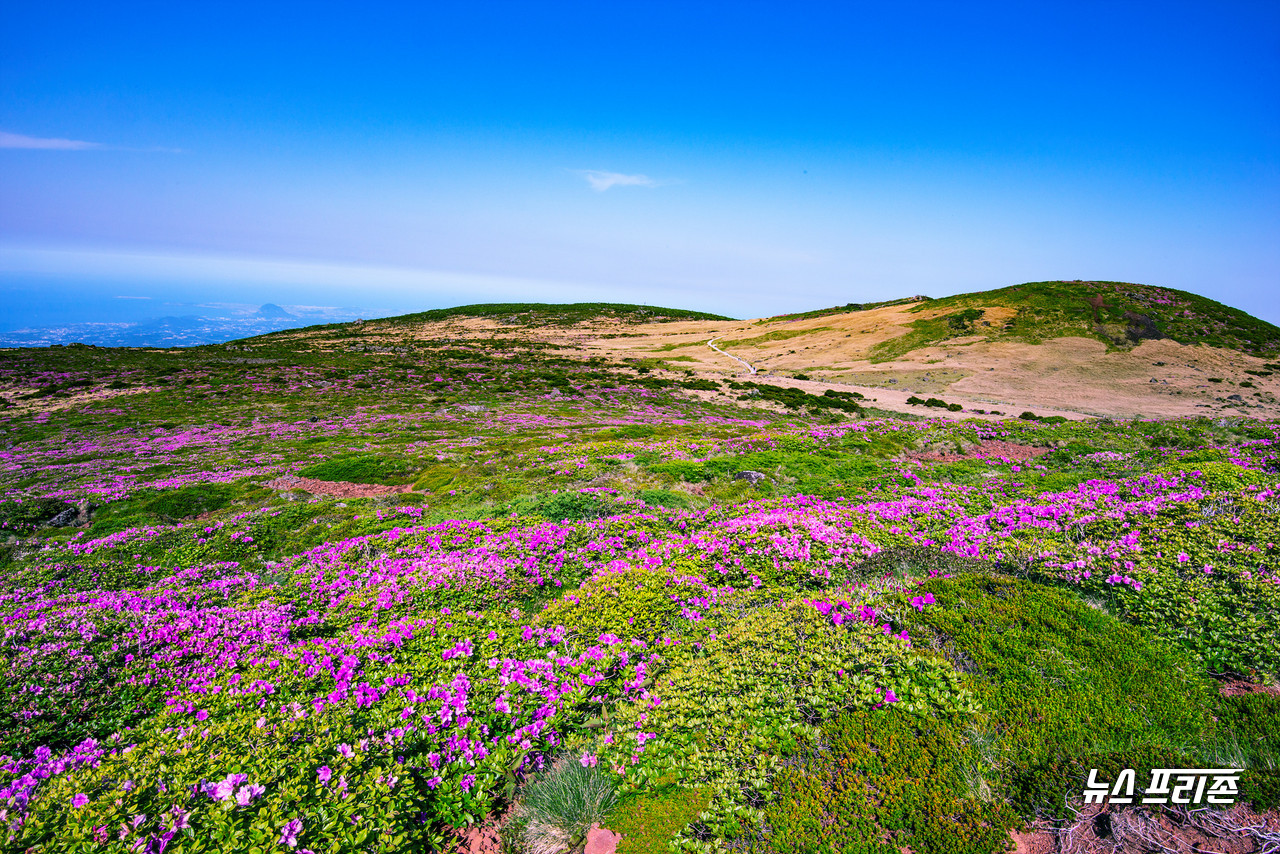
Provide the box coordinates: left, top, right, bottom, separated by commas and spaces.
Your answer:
279, 817, 303, 848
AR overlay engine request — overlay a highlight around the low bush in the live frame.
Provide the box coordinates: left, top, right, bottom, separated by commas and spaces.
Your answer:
892, 573, 1216, 817
765, 710, 1019, 854
634, 489, 691, 509
0, 497, 75, 533
297, 454, 416, 485
522, 491, 612, 522
605, 780, 710, 854
1216, 692, 1280, 810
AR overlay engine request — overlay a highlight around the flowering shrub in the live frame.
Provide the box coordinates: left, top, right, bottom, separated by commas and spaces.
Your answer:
2, 336, 1278, 851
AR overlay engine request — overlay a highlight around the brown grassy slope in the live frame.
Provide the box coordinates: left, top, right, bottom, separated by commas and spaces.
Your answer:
270, 295, 1280, 421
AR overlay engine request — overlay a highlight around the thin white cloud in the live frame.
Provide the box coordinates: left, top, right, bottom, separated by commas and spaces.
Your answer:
113, 295, 152, 300
0, 131, 101, 150
576, 169, 659, 191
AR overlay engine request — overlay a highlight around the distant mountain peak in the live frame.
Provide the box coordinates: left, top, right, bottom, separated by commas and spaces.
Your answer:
256, 303, 295, 319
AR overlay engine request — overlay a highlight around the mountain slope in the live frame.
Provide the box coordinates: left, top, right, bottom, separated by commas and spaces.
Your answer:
231, 281, 1280, 421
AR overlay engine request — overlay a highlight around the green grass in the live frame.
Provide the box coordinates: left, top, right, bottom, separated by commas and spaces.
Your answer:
761, 296, 930, 323
715, 328, 830, 347
869, 280, 1280, 361
894, 572, 1217, 817
297, 454, 418, 485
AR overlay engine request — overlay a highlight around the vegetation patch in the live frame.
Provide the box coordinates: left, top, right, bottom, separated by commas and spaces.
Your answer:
870, 280, 1280, 360
0, 297, 1278, 854
297, 454, 417, 484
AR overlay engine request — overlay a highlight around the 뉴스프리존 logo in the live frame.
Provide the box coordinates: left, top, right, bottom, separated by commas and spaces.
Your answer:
1083, 768, 1243, 806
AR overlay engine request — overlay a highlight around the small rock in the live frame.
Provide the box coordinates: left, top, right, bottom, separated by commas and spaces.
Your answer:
1150, 378, 1159, 383
734, 470, 767, 485
46, 507, 79, 528
308, 416, 320, 423
1228, 394, 1243, 401
458, 404, 488, 413
585, 824, 622, 854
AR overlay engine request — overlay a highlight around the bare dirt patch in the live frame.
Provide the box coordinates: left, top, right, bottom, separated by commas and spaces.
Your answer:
265, 474, 416, 498
275, 305, 1280, 421
1015, 802, 1280, 853
1218, 678, 1280, 698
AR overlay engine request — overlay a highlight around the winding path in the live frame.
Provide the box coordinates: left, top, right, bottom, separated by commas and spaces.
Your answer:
707, 336, 757, 375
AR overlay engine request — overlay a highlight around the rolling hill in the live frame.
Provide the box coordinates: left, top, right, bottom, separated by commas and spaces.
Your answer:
259, 281, 1280, 421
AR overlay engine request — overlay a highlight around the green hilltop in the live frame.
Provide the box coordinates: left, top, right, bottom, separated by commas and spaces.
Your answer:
391, 302, 733, 326
766, 281, 1280, 363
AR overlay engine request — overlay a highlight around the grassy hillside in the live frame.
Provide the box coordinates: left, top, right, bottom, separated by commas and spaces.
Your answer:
391, 302, 732, 326
870, 280, 1280, 362
2, 292, 1280, 854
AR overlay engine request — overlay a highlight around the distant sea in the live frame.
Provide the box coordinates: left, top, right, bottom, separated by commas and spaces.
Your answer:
0, 276, 371, 347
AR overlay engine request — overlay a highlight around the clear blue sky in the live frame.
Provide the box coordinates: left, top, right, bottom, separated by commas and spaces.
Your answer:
2, 0, 1278, 325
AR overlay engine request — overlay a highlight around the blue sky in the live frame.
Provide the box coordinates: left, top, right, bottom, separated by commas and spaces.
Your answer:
2, 0, 1278, 327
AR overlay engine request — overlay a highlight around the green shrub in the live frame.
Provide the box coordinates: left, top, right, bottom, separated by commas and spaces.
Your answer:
1010, 745, 1193, 821
129, 484, 238, 520
606, 780, 710, 854
0, 497, 75, 533
414, 463, 463, 492
600, 598, 974, 845
537, 567, 695, 644
893, 573, 1216, 817
765, 709, 1019, 854
524, 491, 612, 522
634, 489, 691, 509
1216, 692, 1280, 810
297, 454, 416, 485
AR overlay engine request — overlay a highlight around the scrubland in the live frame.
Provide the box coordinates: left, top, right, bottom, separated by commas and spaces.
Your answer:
1, 294, 1278, 853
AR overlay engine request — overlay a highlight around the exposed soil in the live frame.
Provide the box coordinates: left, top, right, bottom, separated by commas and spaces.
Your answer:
448, 824, 502, 854
585, 824, 622, 854
265, 474, 416, 498
1014, 803, 1280, 853
1218, 678, 1280, 698
442, 816, 620, 854
274, 307, 1280, 422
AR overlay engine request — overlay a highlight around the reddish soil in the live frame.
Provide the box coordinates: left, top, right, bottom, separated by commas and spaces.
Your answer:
1218, 678, 1280, 698
265, 474, 416, 498
906, 440, 1052, 464
443, 820, 621, 854
585, 824, 622, 854
448, 824, 502, 854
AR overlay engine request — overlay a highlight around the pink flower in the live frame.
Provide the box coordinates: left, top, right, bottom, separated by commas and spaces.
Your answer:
279, 818, 303, 848
579, 753, 598, 768
235, 784, 265, 805
317, 766, 332, 783
72, 793, 89, 808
